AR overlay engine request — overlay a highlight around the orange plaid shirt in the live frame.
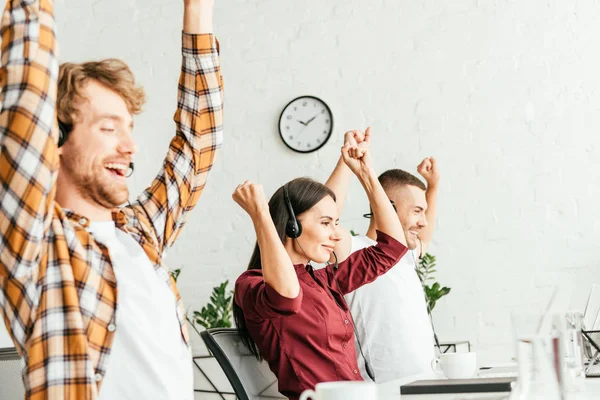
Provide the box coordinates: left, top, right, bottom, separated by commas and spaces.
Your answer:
0, 1, 223, 398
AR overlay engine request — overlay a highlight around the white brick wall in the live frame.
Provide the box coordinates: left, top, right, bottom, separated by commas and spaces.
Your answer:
2, 0, 600, 369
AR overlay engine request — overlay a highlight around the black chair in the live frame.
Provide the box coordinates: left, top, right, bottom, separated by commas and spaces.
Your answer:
0, 347, 25, 400
200, 328, 285, 400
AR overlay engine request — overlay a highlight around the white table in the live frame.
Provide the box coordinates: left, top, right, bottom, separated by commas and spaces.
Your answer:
377, 371, 600, 399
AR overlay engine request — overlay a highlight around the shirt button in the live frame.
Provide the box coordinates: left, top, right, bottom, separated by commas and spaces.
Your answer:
107, 324, 116, 332
344, 319, 349, 324
343, 343, 347, 349
94, 373, 103, 382
79, 217, 87, 225
353, 369, 358, 374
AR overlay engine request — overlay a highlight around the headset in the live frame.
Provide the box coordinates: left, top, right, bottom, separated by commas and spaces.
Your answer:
282, 182, 376, 381
283, 183, 302, 239
57, 119, 135, 177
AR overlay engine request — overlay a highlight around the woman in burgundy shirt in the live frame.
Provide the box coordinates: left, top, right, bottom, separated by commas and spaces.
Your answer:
232, 129, 407, 400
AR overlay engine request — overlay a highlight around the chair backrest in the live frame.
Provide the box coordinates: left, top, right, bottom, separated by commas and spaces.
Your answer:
201, 328, 285, 400
0, 347, 25, 400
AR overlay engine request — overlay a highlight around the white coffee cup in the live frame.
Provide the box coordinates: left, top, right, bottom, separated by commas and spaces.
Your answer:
431, 352, 477, 379
299, 381, 377, 400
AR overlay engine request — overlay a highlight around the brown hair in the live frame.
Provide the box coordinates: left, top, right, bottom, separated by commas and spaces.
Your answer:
57, 59, 146, 125
378, 169, 427, 192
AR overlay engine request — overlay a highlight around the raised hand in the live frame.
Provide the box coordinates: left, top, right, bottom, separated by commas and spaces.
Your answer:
232, 180, 269, 219
184, 0, 214, 7
343, 126, 371, 154
341, 127, 373, 178
417, 157, 440, 187
183, 0, 214, 34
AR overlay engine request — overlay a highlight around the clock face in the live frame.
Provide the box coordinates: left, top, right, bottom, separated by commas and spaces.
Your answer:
278, 96, 333, 153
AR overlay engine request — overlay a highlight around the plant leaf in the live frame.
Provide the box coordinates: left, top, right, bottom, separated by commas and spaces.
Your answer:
192, 280, 234, 329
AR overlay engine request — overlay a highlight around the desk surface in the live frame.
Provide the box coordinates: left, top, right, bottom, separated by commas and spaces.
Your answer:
377, 372, 600, 399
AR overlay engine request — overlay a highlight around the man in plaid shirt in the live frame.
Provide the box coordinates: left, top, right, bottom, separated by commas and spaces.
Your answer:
0, 0, 223, 398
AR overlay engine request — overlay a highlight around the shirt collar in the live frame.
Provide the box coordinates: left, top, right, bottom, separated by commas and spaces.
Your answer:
63, 208, 128, 229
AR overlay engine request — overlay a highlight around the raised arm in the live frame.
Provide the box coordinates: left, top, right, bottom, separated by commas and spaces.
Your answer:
0, 0, 59, 349
416, 157, 439, 256
129, 0, 224, 251
184, 0, 213, 33
342, 131, 405, 245
233, 181, 300, 299
325, 157, 352, 212
325, 128, 371, 213
326, 128, 371, 260
324, 130, 408, 293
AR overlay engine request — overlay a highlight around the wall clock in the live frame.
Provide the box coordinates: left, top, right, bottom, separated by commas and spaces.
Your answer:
278, 95, 333, 153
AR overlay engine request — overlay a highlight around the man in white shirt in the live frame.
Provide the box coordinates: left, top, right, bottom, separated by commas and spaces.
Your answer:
326, 129, 440, 383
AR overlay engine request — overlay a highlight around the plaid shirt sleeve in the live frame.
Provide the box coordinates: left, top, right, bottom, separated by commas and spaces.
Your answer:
0, 0, 59, 348
130, 32, 223, 251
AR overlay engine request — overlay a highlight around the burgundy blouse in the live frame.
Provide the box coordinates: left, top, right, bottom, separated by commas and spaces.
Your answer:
234, 231, 407, 400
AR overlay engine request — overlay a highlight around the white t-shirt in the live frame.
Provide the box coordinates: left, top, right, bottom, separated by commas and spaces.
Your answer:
88, 221, 193, 400
344, 235, 435, 383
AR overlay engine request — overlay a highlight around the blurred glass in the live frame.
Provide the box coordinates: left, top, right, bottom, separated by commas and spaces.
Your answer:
511, 310, 561, 400
562, 311, 585, 391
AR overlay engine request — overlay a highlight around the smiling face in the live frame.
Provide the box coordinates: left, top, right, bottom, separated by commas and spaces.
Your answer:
289, 195, 342, 264
386, 185, 428, 250
58, 80, 137, 209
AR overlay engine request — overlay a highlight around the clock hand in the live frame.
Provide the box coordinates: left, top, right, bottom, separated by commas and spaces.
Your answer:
295, 113, 321, 141
295, 123, 310, 141
305, 114, 318, 125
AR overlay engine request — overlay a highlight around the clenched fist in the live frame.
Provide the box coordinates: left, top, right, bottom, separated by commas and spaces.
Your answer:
232, 181, 269, 219
417, 157, 439, 188
343, 127, 371, 155
341, 127, 373, 178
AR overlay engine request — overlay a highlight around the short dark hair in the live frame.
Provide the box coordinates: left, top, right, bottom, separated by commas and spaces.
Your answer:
378, 169, 426, 192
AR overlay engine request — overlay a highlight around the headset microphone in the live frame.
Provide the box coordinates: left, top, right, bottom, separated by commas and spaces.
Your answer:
126, 162, 135, 178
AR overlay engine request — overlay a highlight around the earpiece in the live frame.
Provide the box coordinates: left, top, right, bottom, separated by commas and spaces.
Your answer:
57, 120, 72, 147
283, 183, 302, 238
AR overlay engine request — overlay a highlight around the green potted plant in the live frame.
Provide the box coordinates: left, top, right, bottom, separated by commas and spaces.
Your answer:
171, 269, 235, 396
416, 253, 451, 313
191, 280, 233, 330
189, 280, 235, 395
169, 269, 234, 330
